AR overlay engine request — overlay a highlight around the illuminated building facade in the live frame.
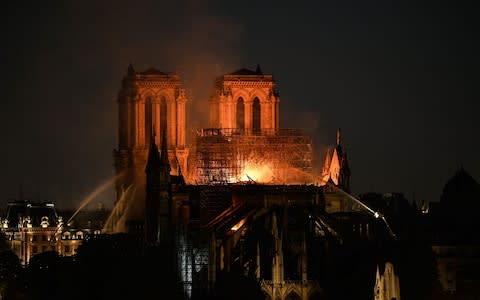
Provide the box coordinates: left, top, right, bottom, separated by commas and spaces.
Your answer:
374, 262, 401, 300
209, 65, 279, 131
112, 64, 188, 232
0, 201, 88, 264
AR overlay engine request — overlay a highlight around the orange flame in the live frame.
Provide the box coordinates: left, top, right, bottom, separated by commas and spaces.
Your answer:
240, 163, 274, 183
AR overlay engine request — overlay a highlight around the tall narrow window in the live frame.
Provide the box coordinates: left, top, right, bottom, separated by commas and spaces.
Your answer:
160, 97, 167, 143
145, 97, 153, 145
236, 97, 245, 131
252, 97, 261, 133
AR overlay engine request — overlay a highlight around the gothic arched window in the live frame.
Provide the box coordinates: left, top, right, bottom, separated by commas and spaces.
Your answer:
236, 97, 245, 131
252, 97, 261, 133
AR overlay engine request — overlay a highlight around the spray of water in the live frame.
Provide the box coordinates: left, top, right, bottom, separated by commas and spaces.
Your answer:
67, 171, 125, 225
102, 183, 137, 233
326, 182, 397, 239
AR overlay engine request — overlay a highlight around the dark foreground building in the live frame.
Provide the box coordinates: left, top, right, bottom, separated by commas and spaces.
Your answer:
425, 166, 480, 299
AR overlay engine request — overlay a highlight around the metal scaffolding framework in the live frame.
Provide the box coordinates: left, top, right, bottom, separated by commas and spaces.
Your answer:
176, 222, 210, 300
191, 128, 314, 184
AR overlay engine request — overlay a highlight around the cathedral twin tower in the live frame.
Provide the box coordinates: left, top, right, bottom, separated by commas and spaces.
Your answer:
115, 65, 188, 180
210, 65, 280, 132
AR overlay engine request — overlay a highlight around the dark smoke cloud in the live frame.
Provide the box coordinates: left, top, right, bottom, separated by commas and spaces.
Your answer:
2, 0, 478, 211
0, 0, 245, 210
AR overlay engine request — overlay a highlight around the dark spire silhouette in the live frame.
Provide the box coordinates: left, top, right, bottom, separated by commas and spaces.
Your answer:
176, 156, 183, 177
145, 127, 160, 173
145, 126, 161, 246
255, 64, 263, 75
160, 128, 171, 175
175, 155, 186, 185
335, 127, 344, 159
127, 61, 135, 76
160, 129, 170, 171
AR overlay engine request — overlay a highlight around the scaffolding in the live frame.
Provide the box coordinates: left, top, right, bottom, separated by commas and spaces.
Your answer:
176, 224, 211, 300
192, 128, 313, 184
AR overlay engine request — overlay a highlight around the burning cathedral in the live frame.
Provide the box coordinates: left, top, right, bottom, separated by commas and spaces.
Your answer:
103, 64, 392, 300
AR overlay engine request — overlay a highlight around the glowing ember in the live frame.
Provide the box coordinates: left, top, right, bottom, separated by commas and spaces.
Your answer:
231, 218, 247, 231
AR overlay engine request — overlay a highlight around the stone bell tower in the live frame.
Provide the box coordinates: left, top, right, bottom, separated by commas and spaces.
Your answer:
112, 64, 188, 231
209, 65, 280, 133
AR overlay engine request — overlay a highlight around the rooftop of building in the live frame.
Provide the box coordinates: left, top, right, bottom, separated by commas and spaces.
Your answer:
123, 63, 180, 80
3, 200, 59, 229
218, 65, 274, 82
441, 165, 480, 205
228, 65, 263, 76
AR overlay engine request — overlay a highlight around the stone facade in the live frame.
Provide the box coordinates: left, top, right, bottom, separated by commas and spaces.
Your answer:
112, 65, 188, 232
209, 67, 280, 132
374, 262, 401, 300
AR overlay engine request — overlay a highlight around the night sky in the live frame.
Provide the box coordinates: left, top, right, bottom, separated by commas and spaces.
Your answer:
1, 0, 478, 210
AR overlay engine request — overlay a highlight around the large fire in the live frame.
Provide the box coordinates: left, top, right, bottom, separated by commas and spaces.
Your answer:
240, 162, 274, 183
193, 128, 314, 185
